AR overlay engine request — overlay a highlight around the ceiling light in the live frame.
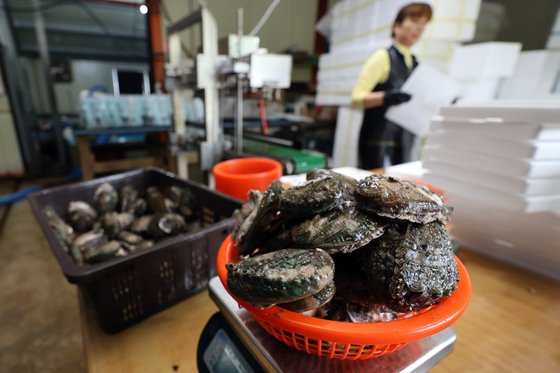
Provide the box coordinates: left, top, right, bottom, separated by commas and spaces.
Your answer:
139, 5, 148, 14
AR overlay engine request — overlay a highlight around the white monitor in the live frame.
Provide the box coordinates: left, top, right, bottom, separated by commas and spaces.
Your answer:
249, 54, 292, 89
111, 68, 150, 95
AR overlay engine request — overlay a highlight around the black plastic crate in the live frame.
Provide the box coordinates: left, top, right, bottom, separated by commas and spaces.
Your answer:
28, 168, 241, 333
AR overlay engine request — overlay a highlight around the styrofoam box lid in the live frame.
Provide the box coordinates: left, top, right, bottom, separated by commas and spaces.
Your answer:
423, 161, 560, 196
450, 228, 560, 281
429, 118, 560, 142
423, 172, 560, 213
440, 102, 560, 123
449, 42, 522, 80
425, 131, 560, 160
422, 147, 560, 179
451, 222, 560, 264
445, 193, 560, 243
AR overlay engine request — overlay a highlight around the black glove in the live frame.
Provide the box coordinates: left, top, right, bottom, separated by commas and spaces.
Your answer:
384, 90, 412, 106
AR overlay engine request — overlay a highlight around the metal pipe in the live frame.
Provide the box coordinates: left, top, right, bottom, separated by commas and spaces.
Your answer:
235, 7, 243, 153
32, 0, 66, 167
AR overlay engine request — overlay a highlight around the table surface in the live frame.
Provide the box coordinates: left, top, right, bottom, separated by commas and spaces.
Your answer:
74, 126, 172, 137
79, 249, 560, 373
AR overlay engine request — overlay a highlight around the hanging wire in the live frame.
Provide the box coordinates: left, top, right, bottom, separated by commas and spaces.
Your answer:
248, 0, 281, 36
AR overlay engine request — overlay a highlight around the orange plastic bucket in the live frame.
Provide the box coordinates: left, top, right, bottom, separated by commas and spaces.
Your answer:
212, 158, 283, 201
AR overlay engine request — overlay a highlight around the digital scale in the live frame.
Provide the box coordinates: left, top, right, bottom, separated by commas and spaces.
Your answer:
197, 277, 456, 373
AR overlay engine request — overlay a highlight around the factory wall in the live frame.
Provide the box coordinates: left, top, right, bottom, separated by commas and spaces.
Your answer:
20, 58, 149, 115
489, 0, 560, 50
0, 0, 25, 174
162, 0, 319, 83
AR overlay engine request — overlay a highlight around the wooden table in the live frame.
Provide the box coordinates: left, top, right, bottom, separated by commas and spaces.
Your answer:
74, 126, 173, 180
79, 249, 560, 372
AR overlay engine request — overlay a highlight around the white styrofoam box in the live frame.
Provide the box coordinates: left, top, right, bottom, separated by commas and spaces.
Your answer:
451, 192, 560, 226
317, 79, 359, 92
451, 221, 560, 264
425, 131, 560, 160
449, 42, 521, 80
457, 77, 501, 100
498, 50, 560, 99
546, 7, 560, 49
413, 39, 458, 73
440, 103, 560, 124
318, 47, 377, 70
447, 196, 560, 245
429, 118, 560, 142
330, 0, 398, 50
281, 167, 374, 186
548, 35, 560, 50
424, 172, 560, 213
421, 0, 481, 41
384, 161, 426, 180
328, 0, 487, 51
450, 227, 560, 281
315, 94, 351, 106
424, 20, 477, 43
422, 146, 560, 178
0, 113, 24, 175
449, 193, 560, 232
317, 66, 362, 84
423, 160, 560, 196
332, 107, 363, 167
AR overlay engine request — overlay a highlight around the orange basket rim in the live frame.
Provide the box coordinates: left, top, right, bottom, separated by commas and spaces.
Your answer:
217, 234, 471, 346
212, 158, 283, 179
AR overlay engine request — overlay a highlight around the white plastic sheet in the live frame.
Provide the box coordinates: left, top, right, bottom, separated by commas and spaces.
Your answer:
332, 107, 364, 167
385, 64, 461, 136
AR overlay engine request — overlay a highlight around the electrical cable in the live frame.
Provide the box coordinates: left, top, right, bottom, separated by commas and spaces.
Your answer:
0, 185, 40, 206
248, 0, 281, 36
0, 165, 82, 207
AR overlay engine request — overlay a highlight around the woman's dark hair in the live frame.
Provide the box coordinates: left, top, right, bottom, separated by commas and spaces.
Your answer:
391, 3, 433, 38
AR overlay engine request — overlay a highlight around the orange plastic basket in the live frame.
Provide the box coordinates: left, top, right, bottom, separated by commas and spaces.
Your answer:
217, 235, 471, 360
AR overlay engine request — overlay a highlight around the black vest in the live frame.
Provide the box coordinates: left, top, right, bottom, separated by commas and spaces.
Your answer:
359, 45, 418, 144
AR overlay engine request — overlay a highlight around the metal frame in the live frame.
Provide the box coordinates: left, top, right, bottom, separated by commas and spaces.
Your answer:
31, 0, 67, 168
6, 0, 150, 63
166, 6, 220, 179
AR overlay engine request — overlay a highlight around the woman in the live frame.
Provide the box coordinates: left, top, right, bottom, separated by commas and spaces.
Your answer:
352, 2, 432, 169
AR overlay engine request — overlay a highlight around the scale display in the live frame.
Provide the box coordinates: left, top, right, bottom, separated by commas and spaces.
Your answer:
203, 329, 255, 373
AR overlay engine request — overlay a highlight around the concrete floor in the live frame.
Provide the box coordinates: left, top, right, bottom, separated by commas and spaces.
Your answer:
0, 182, 85, 372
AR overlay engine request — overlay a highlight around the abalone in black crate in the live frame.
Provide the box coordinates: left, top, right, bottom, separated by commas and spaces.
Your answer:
44, 182, 201, 265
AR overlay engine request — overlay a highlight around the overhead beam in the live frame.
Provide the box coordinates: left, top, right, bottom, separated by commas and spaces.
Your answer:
166, 9, 202, 35
13, 21, 146, 40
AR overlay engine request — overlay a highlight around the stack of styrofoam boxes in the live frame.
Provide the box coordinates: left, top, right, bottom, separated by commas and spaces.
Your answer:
471, 1, 505, 43
422, 102, 560, 280
497, 50, 560, 99
546, 6, 560, 49
413, 0, 482, 73
449, 42, 521, 101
